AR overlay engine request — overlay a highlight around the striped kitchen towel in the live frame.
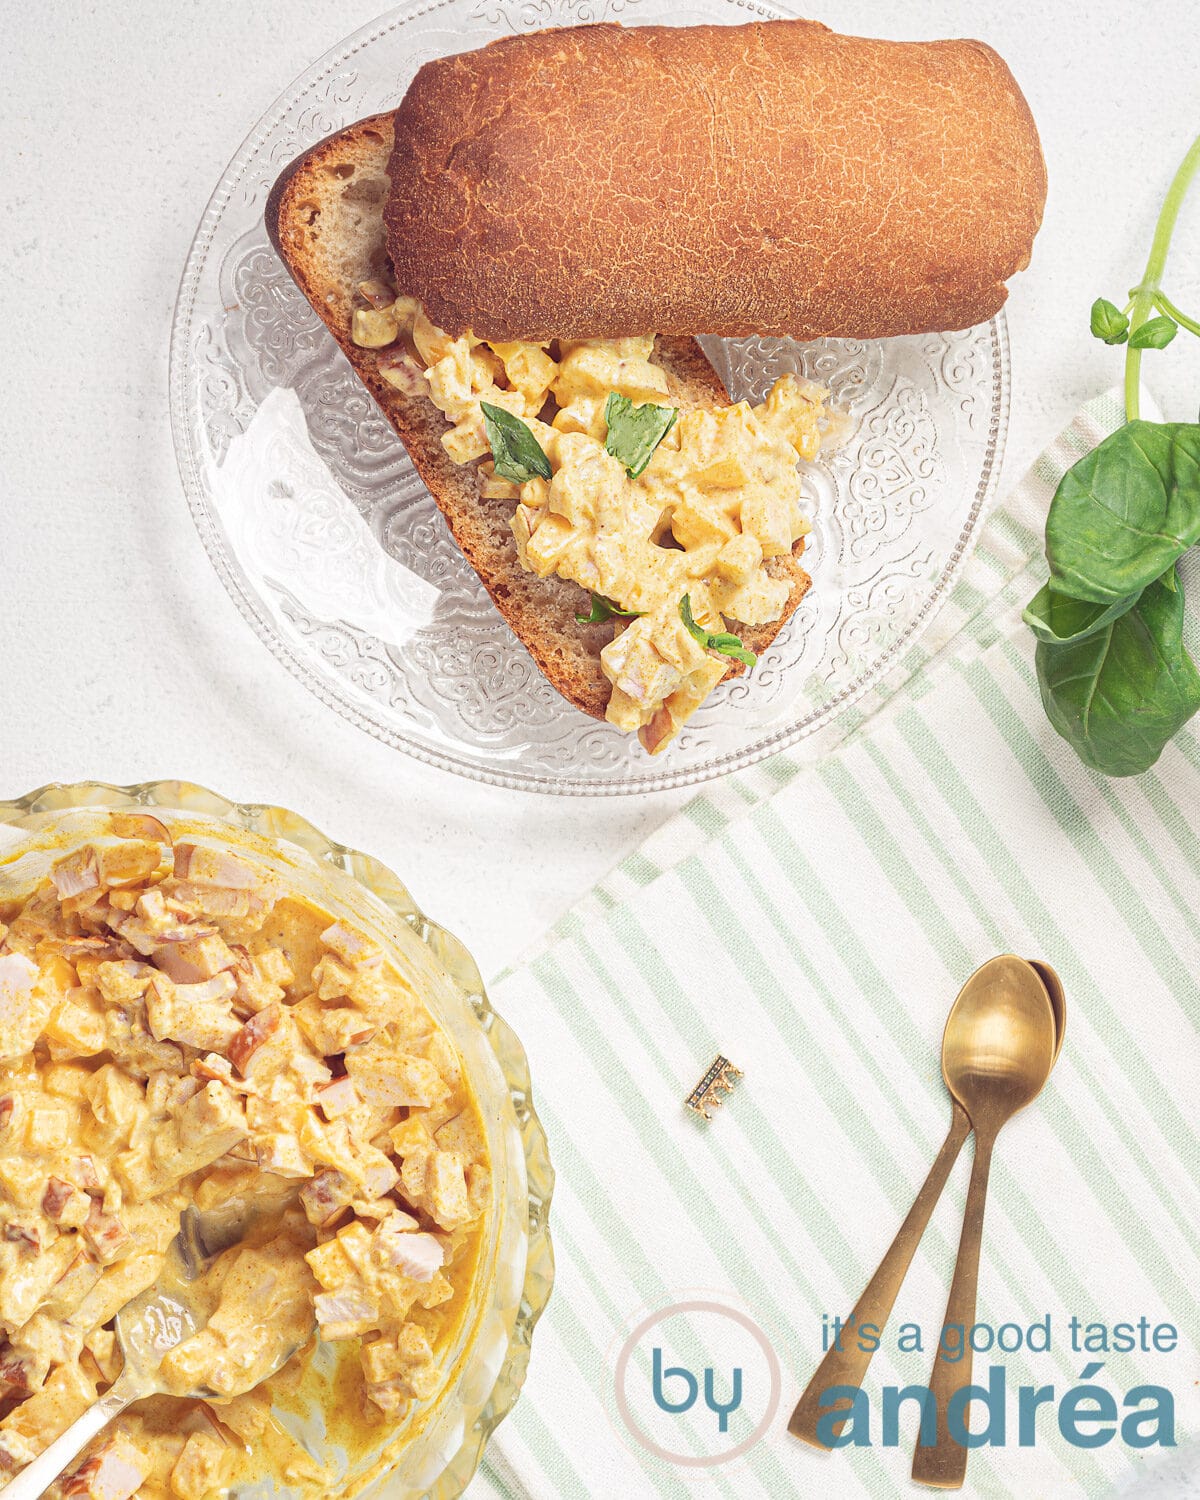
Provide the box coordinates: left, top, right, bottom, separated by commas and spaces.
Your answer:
469, 390, 1200, 1500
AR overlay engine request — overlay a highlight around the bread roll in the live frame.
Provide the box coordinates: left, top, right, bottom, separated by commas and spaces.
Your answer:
384, 19, 1046, 342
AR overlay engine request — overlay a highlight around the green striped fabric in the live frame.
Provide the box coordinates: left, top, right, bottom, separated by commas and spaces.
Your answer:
470, 391, 1199, 1499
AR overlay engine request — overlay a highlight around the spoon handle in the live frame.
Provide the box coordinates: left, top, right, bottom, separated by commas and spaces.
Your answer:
0, 1373, 141, 1500
911, 1129, 996, 1489
788, 1101, 972, 1448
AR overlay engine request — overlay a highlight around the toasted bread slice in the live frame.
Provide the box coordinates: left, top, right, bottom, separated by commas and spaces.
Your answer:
266, 115, 810, 722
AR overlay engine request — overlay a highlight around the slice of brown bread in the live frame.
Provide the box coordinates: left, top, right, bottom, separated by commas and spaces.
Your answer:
266, 114, 810, 722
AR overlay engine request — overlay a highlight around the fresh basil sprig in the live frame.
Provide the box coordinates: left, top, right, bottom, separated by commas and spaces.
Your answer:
604, 393, 678, 478
680, 594, 757, 668
1028, 130, 1200, 775
480, 401, 551, 483
575, 593, 643, 625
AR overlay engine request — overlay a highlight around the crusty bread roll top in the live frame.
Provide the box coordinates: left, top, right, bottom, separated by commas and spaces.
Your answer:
384, 19, 1045, 343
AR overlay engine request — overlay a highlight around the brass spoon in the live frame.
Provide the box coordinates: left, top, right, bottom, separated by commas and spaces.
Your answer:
788, 956, 1062, 1450
911, 955, 1056, 1488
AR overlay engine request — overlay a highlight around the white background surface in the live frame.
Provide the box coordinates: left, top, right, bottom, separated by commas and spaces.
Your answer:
3, 0, 1200, 983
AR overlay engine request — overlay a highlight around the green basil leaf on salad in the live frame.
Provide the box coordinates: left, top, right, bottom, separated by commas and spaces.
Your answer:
679, 594, 757, 668
604, 393, 679, 478
480, 401, 552, 483
575, 593, 643, 625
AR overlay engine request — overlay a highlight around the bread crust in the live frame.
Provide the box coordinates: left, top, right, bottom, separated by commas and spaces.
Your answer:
266, 116, 810, 723
384, 20, 1046, 342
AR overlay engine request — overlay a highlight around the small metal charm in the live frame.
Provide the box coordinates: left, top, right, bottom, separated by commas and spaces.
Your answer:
686, 1055, 743, 1120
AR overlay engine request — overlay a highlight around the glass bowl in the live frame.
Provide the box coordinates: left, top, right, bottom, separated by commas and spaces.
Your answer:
170, 0, 1009, 794
0, 779, 554, 1499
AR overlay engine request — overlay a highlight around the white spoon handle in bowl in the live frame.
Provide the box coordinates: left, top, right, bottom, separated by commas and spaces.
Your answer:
0, 1375, 139, 1500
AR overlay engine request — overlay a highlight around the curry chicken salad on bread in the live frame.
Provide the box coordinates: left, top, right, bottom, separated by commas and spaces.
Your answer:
268, 19, 1045, 754
350, 290, 838, 751
0, 817, 489, 1498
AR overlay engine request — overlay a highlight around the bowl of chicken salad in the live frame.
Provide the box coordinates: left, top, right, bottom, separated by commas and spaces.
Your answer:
0, 780, 553, 1500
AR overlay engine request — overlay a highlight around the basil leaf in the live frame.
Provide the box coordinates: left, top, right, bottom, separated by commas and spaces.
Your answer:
1036, 572, 1200, 776
480, 401, 551, 483
1090, 297, 1129, 345
679, 594, 757, 668
1128, 314, 1178, 349
574, 593, 643, 624
604, 393, 678, 478
1045, 420, 1200, 605
1022, 583, 1140, 646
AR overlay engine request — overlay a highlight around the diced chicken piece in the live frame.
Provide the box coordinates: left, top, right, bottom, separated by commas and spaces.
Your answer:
83, 1200, 130, 1264
427, 1152, 472, 1230
299, 1170, 354, 1229
255, 1133, 310, 1178
190, 1052, 255, 1095
97, 841, 161, 890
173, 844, 258, 890
117, 1083, 247, 1200
169, 1428, 234, 1500
23, 1098, 71, 1154
320, 922, 382, 968
44, 999, 107, 1059
0, 1234, 79, 1333
42, 1177, 90, 1228
344, 1041, 449, 1109
86, 1065, 146, 1153
230, 952, 285, 1015
82, 1325, 120, 1385
389, 1115, 433, 1157
41, 1250, 103, 1323
312, 954, 355, 1000
50, 848, 101, 901
374, 1221, 443, 1282
315, 1076, 359, 1120
61, 1432, 149, 1499
0, 952, 51, 1061
169, 881, 252, 920
292, 997, 375, 1059
145, 974, 239, 1052
102, 1005, 184, 1081
227, 1005, 282, 1076
254, 947, 294, 989
361, 1322, 441, 1408
312, 1287, 378, 1341
401, 1147, 472, 1231
162, 932, 238, 981
94, 961, 152, 1006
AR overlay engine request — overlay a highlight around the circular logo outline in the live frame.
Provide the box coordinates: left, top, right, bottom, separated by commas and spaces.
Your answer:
613, 1299, 782, 1467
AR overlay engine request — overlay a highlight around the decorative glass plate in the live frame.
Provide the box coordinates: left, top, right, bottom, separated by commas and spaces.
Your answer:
0, 780, 554, 1499
170, 0, 1010, 796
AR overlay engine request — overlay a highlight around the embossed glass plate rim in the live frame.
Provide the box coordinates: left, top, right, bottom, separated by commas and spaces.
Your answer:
169, 0, 1011, 797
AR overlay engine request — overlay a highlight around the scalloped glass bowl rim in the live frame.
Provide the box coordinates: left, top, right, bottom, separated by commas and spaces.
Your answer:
0, 778, 554, 1500
168, 0, 1011, 795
